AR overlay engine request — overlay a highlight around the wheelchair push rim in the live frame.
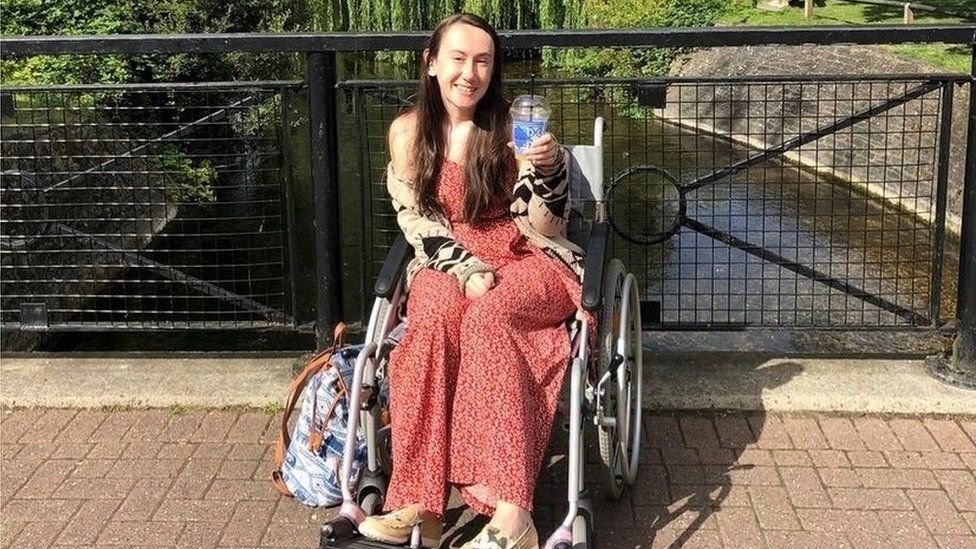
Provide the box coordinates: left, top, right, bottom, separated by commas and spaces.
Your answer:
621, 272, 642, 485
596, 259, 643, 497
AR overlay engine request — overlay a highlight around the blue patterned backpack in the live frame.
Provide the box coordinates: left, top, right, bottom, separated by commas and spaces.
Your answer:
272, 324, 367, 507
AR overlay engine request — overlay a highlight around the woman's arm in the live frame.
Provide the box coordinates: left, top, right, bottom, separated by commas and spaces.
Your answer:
511, 147, 571, 239
387, 116, 492, 289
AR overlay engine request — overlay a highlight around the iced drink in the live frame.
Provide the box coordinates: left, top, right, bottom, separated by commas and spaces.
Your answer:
510, 95, 550, 159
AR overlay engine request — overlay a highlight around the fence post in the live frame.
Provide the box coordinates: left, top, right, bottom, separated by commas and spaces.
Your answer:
929, 39, 976, 388
306, 51, 343, 349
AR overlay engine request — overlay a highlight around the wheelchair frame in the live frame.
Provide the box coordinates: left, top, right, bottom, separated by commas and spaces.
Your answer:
321, 117, 643, 549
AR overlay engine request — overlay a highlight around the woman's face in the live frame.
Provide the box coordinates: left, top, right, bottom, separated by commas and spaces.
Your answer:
427, 22, 495, 117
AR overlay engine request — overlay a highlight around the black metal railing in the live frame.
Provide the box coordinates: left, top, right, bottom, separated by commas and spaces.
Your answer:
2, 26, 975, 378
1, 82, 300, 330
344, 74, 965, 330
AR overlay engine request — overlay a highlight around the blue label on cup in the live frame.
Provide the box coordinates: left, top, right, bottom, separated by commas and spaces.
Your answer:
512, 119, 547, 154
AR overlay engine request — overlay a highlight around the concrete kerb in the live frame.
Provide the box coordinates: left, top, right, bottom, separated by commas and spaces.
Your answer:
0, 356, 294, 409
646, 352, 976, 415
2, 352, 974, 414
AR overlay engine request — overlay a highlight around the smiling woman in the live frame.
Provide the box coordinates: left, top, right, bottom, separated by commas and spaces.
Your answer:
428, 25, 494, 114
354, 12, 587, 549
405, 14, 513, 225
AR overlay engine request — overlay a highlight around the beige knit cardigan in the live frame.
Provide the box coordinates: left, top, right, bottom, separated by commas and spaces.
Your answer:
386, 149, 584, 290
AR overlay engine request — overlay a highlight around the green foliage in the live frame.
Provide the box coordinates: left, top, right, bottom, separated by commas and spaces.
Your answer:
157, 145, 217, 203
546, 0, 731, 78
590, 0, 725, 27
721, 0, 966, 26
262, 401, 285, 414
2, 0, 138, 84
2, 0, 738, 85
538, 0, 563, 28
560, 0, 586, 29
1, 0, 305, 85
233, 97, 282, 138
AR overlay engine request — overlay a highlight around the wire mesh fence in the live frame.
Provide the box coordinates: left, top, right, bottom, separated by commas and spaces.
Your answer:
0, 82, 300, 330
343, 74, 962, 329
0, 71, 966, 336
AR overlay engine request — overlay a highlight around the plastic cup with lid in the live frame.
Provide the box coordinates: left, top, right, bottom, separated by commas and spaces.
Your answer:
510, 94, 550, 158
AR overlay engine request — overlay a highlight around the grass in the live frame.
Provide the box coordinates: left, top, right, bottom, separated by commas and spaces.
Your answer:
717, 0, 973, 73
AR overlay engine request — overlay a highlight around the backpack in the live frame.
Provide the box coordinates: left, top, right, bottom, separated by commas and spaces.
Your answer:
271, 324, 367, 507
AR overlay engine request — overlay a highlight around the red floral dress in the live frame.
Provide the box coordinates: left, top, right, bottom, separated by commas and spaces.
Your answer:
385, 159, 581, 516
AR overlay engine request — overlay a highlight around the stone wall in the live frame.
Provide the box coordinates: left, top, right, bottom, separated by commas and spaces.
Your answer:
659, 44, 970, 235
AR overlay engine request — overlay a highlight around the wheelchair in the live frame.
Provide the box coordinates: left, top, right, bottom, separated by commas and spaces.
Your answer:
320, 117, 643, 549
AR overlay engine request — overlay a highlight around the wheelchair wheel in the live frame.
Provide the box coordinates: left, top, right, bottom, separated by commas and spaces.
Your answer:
596, 259, 625, 498
366, 296, 395, 477
621, 272, 642, 485
596, 259, 643, 497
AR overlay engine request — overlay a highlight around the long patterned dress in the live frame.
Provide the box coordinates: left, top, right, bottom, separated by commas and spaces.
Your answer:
384, 159, 582, 517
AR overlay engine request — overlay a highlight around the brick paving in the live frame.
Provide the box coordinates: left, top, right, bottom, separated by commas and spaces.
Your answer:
2, 409, 976, 548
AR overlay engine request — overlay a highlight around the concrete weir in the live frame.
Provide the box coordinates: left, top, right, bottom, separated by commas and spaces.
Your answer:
659, 44, 970, 236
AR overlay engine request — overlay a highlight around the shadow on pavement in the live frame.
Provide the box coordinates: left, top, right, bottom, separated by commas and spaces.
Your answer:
536, 356, 800, 548
436, 354, 802, 547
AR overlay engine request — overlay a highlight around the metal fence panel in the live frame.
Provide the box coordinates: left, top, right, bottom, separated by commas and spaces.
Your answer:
1, 83, 299, 330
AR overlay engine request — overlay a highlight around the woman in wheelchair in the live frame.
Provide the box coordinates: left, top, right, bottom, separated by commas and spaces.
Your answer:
355, 13, 589, 549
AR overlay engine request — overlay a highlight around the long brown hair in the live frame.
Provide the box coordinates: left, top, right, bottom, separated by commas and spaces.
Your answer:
407, 13, 512, 222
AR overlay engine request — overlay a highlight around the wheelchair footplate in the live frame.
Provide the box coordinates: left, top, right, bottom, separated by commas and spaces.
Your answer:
319, 519, 435, 549
320, 535, 432, 549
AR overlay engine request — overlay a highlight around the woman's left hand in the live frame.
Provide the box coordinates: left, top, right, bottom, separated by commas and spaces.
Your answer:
514, 132, 561, 169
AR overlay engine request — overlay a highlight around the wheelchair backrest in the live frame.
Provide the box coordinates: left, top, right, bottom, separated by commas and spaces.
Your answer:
566, 117, 605, 208
565, 117, 605, 249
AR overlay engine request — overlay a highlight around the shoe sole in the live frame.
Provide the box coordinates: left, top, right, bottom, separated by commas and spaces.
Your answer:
359, 527, 441, 547
357, 522, 410, 545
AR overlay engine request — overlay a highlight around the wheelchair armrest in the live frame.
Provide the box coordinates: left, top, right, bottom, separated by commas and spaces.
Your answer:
580, 222, 609, 312
374, 234, 414, 299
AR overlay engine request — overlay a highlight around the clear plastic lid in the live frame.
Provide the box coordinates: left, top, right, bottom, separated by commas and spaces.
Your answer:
510, 94, 550, 119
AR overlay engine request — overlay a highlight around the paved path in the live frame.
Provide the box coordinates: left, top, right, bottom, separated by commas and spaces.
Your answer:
3, 408, 976, 548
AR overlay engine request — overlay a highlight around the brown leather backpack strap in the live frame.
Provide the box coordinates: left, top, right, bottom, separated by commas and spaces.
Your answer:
271, 348, 330, 497
333, 322, 347, 348
271, 470, 291, 497
270, 322, 348, 497
274, 350, 329, 463
308, 382, 348, 453
308, 325, 351, 453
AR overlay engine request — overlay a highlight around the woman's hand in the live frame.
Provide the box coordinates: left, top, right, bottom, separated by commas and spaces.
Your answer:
513, 132, 561, 169
465, 272, 495, 299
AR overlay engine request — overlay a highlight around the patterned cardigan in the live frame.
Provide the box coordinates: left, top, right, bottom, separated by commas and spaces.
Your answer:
386, 149, 584, 291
